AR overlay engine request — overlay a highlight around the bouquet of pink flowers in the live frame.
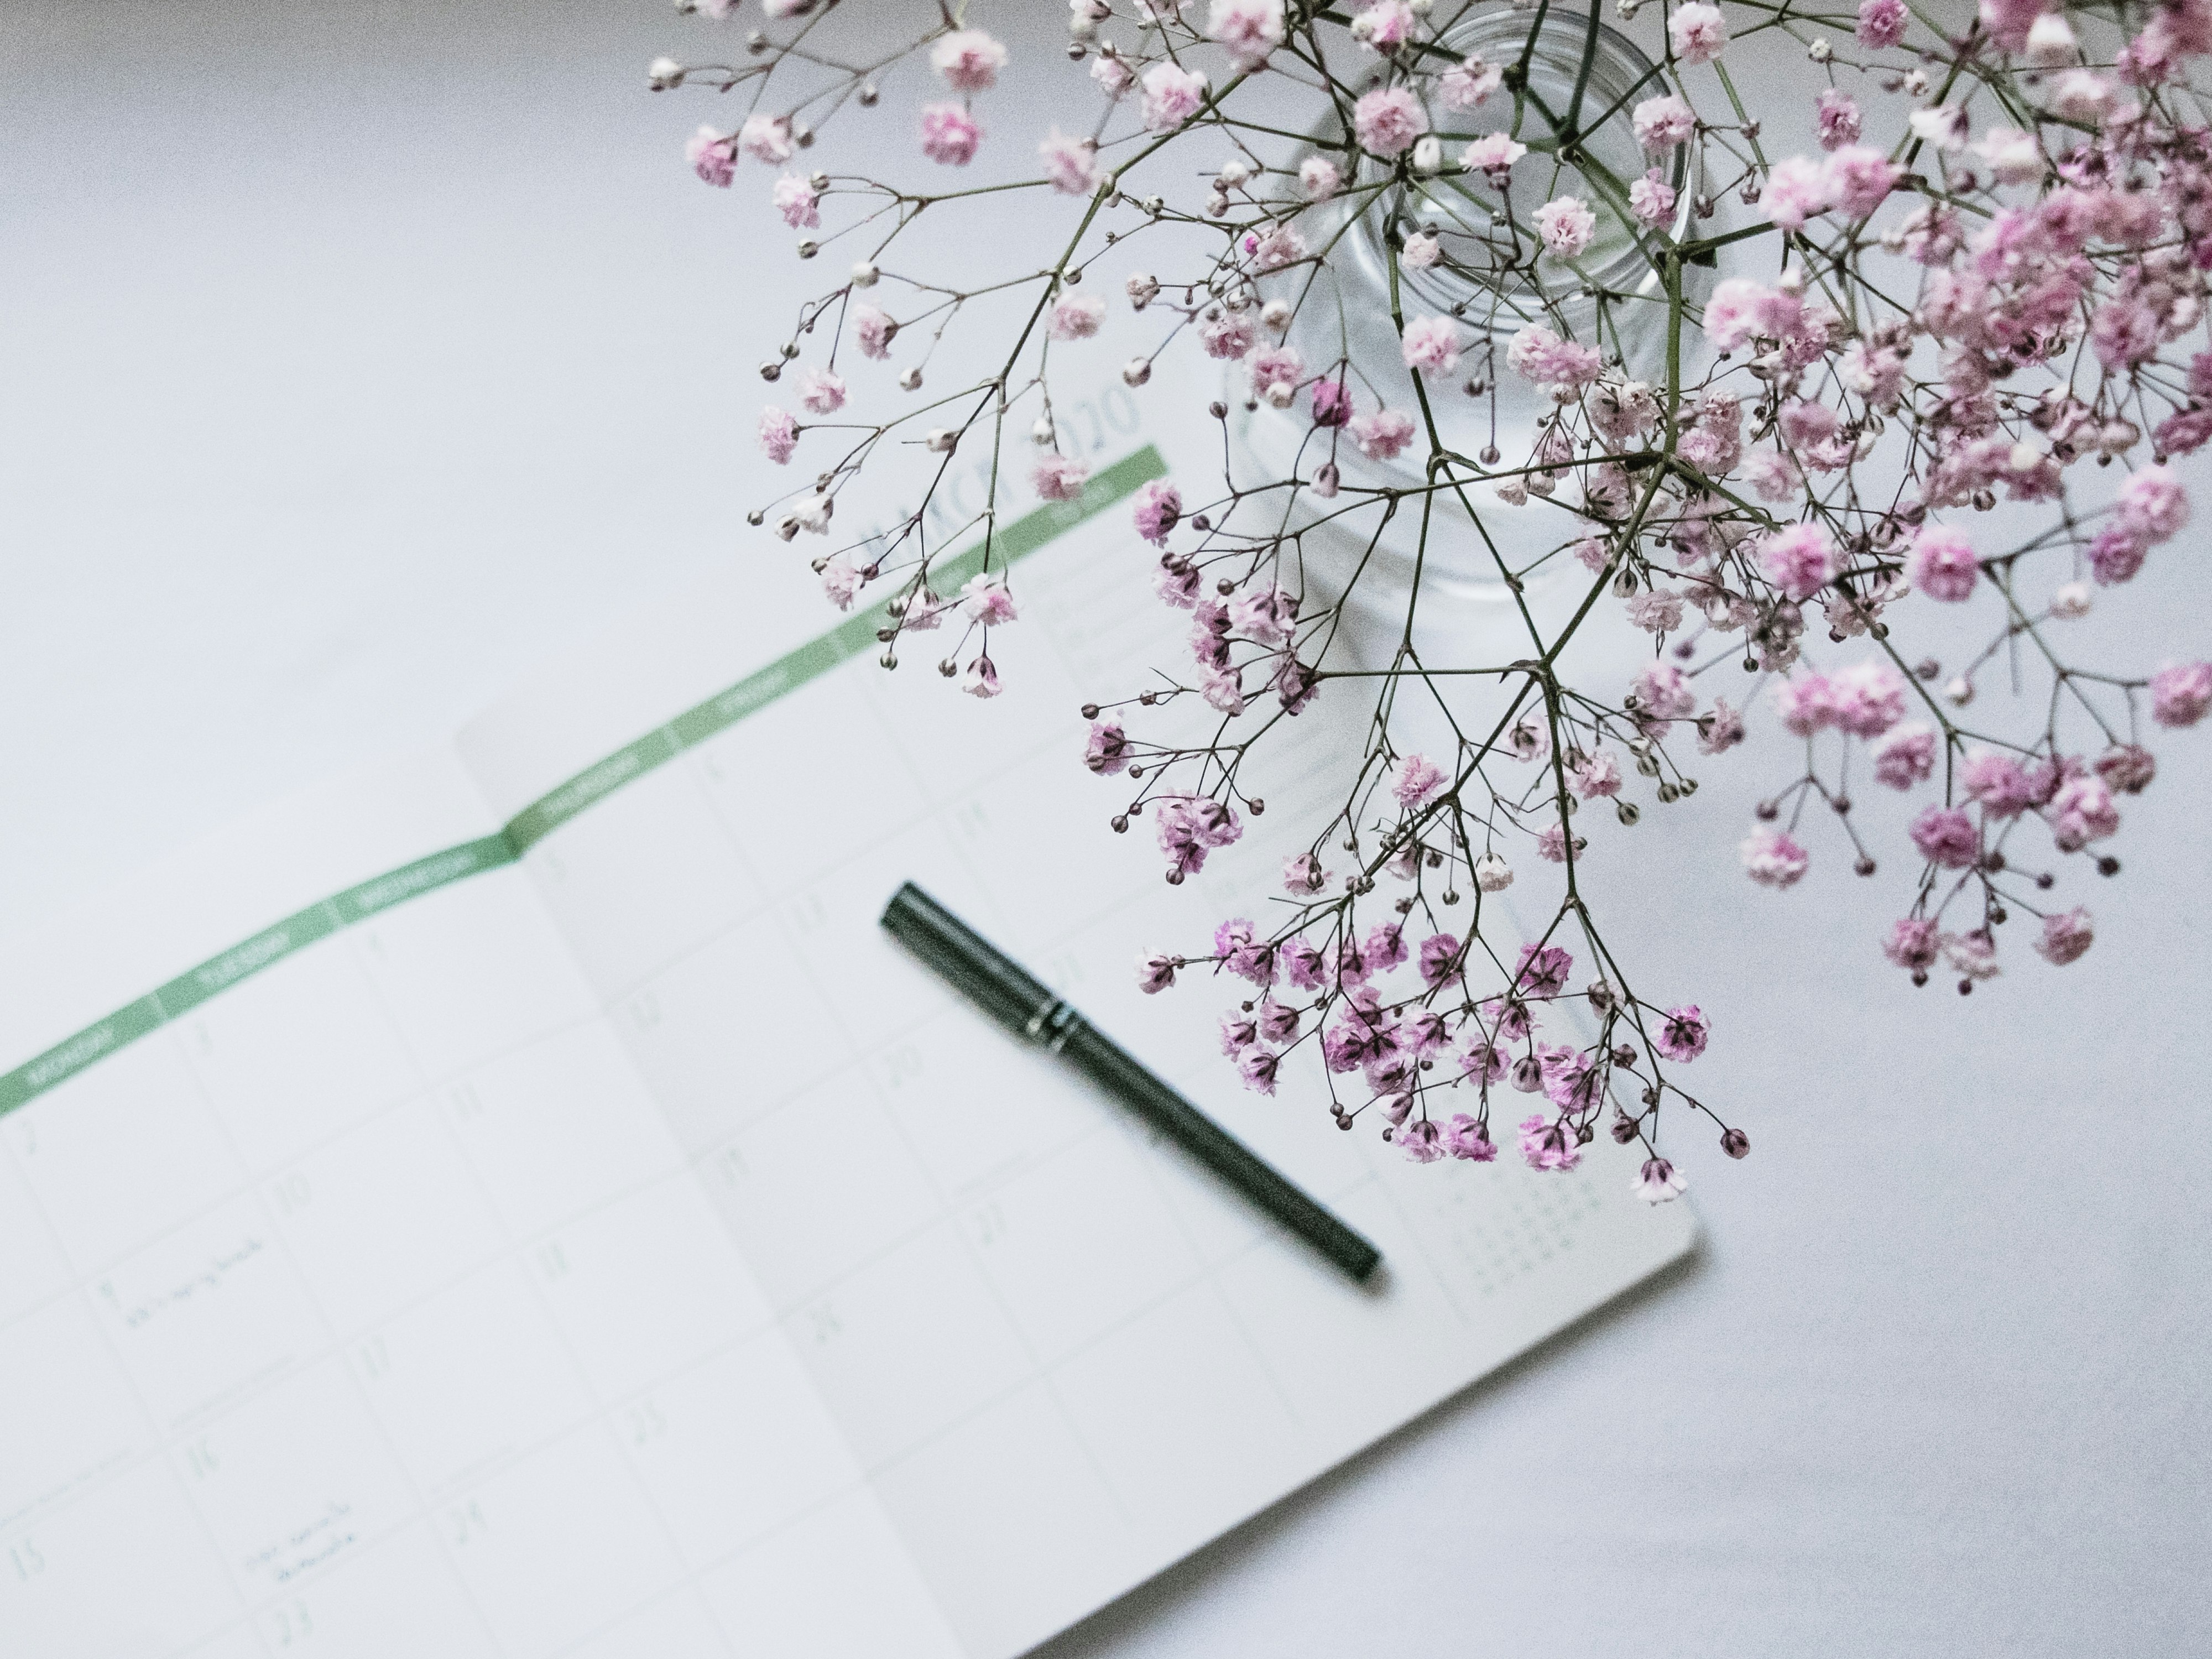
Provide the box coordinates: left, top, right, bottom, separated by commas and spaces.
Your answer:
658, 0, 2211, 1200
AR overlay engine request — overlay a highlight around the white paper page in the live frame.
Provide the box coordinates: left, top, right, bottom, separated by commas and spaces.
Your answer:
0, 748, 960, 1659
457, 404, 1698, 1657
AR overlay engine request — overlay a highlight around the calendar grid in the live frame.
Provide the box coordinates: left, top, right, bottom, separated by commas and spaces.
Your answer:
0, 448, 1166, 1121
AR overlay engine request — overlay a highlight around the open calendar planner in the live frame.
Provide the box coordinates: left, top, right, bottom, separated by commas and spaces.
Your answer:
0, 415, 1694, 1658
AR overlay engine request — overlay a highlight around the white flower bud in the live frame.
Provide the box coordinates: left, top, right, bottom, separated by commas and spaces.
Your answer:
899, 366, 924, 390
1122, 357, 1152, 387
1807, 36, 1832, 62
851, 260, 880, 288
648, 56, 685, 90
2025, 13, 2078, 65
1032, 417, 1056, 445
1264, 379, 1296, 409
2008, 440, 2042, 473
1217, 158, 1251, 187
1262, 298, 1292, 331
1944, 676, 1974, 707
2051, 581, 2093, 619
1125, 272, 1160, 309
795, 494, 833, 533
1475, 853, 1514, 892
926, 427, 958, 453
1412, 135, 1444, 174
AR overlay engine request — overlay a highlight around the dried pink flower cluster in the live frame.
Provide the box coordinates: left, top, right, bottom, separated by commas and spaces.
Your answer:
662, 1, 2212, 1198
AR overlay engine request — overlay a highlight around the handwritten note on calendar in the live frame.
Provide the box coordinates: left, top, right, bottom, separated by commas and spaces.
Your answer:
0, 401, 1692, 1659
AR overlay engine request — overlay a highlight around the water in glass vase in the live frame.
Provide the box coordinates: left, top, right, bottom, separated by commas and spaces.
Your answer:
1230, 9, 1709, 669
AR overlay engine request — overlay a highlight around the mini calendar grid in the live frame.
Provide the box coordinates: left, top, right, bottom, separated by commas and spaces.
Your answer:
0, 400, 1694, 1659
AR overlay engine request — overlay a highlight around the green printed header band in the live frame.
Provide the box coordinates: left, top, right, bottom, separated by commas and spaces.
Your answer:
0, 447, 1164, 1115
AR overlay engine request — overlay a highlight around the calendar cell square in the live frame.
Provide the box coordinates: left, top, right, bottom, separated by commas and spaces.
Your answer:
446, 1425, 685, 1659
701, 1068, 941, 1312
0, 1294, 149, 1532
95, 1193, 327, 1434
444, 1020, 684, 1240
782, 1221, 1032, 1470
533, 1174, 770, 1404
14, 1036, 244, 1275
0, 1147, 72, 1329
179, 941, 420, 1175
354, 1260, 593, 1496
620, 1331, 861, 1572
246, 1521, 498, 1659
351, 871, 598, 1083
869, 1378, 1140, 1659
1048, 1279, 1302, 1551
0, 1457, 239, 1656
178, 1358, 416, 1603
273, 1095, 508, 1337
959, 1125, 1202, 1369
617, 914, 848, 1150
694, 1488, 962, 1659
524, 761, 765, 1001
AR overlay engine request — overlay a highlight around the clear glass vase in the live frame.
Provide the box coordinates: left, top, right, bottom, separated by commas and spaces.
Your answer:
1230, 9, 1708, 667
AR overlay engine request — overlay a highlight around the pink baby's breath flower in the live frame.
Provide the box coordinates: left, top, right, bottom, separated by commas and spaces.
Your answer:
1634, 662, 1697, 721
1201, 311, 1259, 359
1815, 89, 1863, 150
961, 572, 1019, 625
1444, 1115, 1498, 1161
1439, 55, 1503, 111
1824, 146, 1900, 218
1741, 828, 1810, 887
1462, 133, 1528, 175
1635, 1157, 1688, 1203
1630, 170, 1678, 225
1350, 0, 1413, 51
1656, 1006, 1710, 1062
1773, 673, 1837, 738
1032, 452, 1091, 501
853, 303, 896, 359
1762, 156, 1832, 231
1085, 718, 1130, 776
1407, 314, 1460, 376
1873, 723, 1938, 789
739, 114, 793, 165
1350, 407, 1416, 459
1883, 917, 1940, 971
1571, 750, 1623, 799
2050, 774, 2120, 851
796, 367, 846, 415
1136, 952, 1178, 994
1140, 62, 1208, 131
2116, 466, 2189, 542
1699, 698, 1746, 755
1633, 95, 1695, 152
920, 102, 983, 165
1519, 1114, 1583, 1173
686, 126, 737, 186
1132, 479, 1182, 544
1909, 806, 1981, 869
1208, 0, 1285, 69
1759, 522, 1837, 602
1669, 2, 1729, 64
758, 406, 798, 465
1828, 662, 1907, 738
1300, 154, 1342, 199
1506, 324, 1603, 387
1050, 293, 1107, 340
930, 29, 1008, 92
1393, 752, 1446, 808
1400, 232, 1440, 269
1039, 129, 1101, 195
1535, 195, 1599, 258
1353, 86, 1427, 157
2152, 661, 2212, 727
772, 174, 820, 228
2034, 908, 2095, 966
1091, 52, 1135, 100
1911, 525, 1979, 601
1856, 0, 1908, 48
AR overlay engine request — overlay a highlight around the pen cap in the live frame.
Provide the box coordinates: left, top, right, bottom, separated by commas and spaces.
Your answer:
880, 883, 1059, 1040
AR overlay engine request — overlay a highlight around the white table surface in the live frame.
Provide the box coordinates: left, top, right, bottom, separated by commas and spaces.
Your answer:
6, 3, 2208, 1653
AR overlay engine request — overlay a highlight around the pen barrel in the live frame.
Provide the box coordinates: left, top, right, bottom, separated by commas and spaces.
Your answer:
880, 884, 1059, 1042
1056, 1021, 1382, 1284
